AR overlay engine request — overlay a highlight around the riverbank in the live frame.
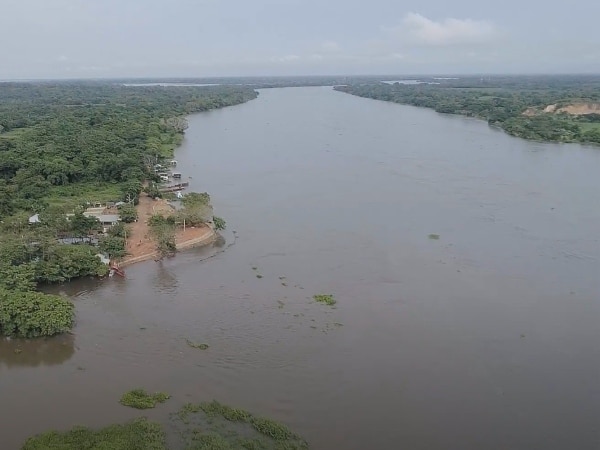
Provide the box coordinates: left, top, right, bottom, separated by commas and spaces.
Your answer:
334, 82, 600, 145
119, 193, 217, 268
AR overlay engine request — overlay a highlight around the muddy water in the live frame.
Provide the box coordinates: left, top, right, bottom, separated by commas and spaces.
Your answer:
2, 87, 599, 450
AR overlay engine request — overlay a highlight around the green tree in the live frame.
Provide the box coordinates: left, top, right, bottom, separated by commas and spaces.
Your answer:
118, 204, 138, 223
0, 289, 74, 338
99, 236, 127, 259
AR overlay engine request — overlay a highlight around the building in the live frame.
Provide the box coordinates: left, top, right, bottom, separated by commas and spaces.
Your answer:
96, 214, 120, 233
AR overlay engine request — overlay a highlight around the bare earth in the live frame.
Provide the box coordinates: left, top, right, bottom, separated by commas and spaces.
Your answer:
119, 193, 216, 267
524, 102, 600, 116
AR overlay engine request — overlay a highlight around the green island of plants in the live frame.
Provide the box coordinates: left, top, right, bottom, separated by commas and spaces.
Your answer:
21, 418, 166, 450
313, 294, 336, 306
120, 389, 170, 409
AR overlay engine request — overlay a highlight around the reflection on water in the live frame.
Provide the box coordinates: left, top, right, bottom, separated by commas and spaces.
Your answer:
0, 334, 75, 368
154, 262, 179, 294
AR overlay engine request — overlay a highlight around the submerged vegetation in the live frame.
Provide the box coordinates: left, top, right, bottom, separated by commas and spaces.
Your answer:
186, 339, 209, 350
335, 75, 600, 145
0, 82, 257, 338
120, 389, 170, 409
176, 400, 308, 449
22, 400, 308, 449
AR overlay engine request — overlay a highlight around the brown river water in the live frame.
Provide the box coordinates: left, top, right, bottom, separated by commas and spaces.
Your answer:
1, 87, 599, 449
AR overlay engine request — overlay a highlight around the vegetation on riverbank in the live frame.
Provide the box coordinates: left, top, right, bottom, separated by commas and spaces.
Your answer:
148, 191, 215, 258
335, 75, 600, 145
0, 82, 257, 338
22, 399, 308, 449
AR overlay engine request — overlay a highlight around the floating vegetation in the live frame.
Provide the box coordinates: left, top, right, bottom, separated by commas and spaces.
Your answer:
333, 322, 344, 327
186, 339, 209, 350
428, 234, 440, 240
277, 300, 285, 309
313, 294, 336, 306
120, 389, 170, 410
256, 274, 263, 279
281, 282, 288, 286
21, 418, 166, 450
279, 276, 286, 280
175, 400, 308, 449
252, 266, 258, 271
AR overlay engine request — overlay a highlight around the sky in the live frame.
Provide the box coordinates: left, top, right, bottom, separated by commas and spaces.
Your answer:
1, 0, 599, 79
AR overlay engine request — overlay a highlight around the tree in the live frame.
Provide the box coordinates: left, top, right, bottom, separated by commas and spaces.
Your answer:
70, 211, 101, 239
118, 204, 138, 223
99, 236, 127, 258
121, 180, 143, 205
0, 289, 74, 338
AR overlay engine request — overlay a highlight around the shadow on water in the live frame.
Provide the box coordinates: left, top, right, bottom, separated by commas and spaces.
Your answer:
0, 333, 75, 368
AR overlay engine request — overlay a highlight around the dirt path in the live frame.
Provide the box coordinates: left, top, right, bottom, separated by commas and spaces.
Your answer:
119, 193, 216, 267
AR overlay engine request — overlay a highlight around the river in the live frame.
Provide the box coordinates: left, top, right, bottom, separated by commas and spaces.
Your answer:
1, 87, 599, 450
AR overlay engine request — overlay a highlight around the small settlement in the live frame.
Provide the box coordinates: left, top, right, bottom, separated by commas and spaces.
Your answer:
25, 159, 194, 278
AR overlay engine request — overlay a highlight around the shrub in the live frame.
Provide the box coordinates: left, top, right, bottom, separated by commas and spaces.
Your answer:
213, 216, 226, 231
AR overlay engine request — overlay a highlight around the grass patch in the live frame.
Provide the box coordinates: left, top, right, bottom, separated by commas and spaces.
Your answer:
428, 234, 440, 240
186, 339, 209, 350
313, 294, 336, 306
21, 418, 166, 450
120, 389, 170, 409
44, 181, 123, 209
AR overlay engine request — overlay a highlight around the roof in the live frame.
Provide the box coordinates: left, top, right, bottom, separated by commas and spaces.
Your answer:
97, 214, 120, 223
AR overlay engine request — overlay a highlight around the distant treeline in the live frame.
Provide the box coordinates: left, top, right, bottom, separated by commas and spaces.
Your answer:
0, 83, 257, 216
335, 76, 600, 145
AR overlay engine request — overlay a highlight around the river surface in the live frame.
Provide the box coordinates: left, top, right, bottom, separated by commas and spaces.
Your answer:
2, 87, 599, 450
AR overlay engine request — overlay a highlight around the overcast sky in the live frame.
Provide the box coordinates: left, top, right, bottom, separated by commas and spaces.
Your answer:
1, 0, 599, 79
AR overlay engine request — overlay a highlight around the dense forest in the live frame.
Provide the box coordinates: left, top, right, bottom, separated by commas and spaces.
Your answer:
335, 75, 600, 144
0, 82, 257, 338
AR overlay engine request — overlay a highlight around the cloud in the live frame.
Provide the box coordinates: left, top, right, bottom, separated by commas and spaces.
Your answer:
320, 41, 341, 53
385, 13, 496, 46
273, 54, 301, 63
